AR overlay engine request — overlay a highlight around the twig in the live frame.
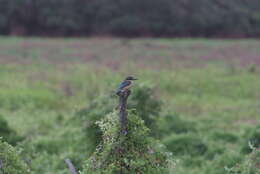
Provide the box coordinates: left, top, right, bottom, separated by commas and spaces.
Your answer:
0, 159, 3, 169
65, 158, 78, 174
0, 159, 5, 174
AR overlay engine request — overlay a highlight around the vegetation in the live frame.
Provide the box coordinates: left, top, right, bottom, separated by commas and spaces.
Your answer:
83, 110, 171, 174
0, 37, 259, 173
241, 126, 260, 153
0, 0, 260, 37
75, 83, 162, 156
226, 144, 260, 174
0, 139, 30, 174
0, 115, 22, 145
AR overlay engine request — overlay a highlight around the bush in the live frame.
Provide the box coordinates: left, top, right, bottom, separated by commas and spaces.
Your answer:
0, 115, 22, 145
0, 139, 30, 174
18, 114, 88, 173
241, 126, 260, 154
75, 84, 162, 154
82, 110, 171, 174
163, 133, 208, 156
204, 143, 225, 160
201, 153, 242, 174
226, 145, 260, 174
128, 83, 162, 135
75, 95, 117, 154
209, 131, 238, 143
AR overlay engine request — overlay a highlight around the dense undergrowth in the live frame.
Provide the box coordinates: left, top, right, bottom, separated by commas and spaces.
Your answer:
0, 38, 259, 174
0, 139, 30, 174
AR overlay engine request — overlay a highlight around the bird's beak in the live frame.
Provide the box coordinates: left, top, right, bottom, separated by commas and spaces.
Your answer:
133, 78, 138, 80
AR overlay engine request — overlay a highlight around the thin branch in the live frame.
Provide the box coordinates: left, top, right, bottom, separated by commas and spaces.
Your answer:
0, 159, 5, 174
0, 159, 3, 169
65, 158, 79, 174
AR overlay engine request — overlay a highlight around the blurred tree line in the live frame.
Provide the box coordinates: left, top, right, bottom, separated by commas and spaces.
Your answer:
0, 0, 260, 37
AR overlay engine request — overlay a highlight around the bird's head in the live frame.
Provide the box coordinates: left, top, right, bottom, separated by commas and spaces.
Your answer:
125, 76, 138, 81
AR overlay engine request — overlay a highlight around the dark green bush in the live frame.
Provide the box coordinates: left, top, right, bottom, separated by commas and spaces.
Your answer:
209, 131, 238, 143
204, 144, 225, 160
163, 133, 208, 156
0, 139, 30, 174
0, 115, 22, 145
75, 95, 117, 154
82, 110, 171, 174
204, 153, 242, 174
128, 84, 162, 135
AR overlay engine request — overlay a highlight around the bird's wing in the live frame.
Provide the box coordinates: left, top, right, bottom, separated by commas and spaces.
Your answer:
118, 81, 131, 91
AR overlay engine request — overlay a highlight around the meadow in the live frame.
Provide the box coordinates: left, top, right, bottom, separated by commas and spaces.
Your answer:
0, 37, 260, 174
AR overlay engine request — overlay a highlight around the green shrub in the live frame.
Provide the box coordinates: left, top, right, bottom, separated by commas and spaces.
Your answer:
163, 133, 208, 156
0, 139, 30, 174
128, 83, 162, 135
242, 126, 260, 154
200, 153, 242, 174
75, 84, 162, 154
18, 114, 88, 173
209, 131, 238, 143
82, 110, 171, 174
75, 95, 117, 154
0, 115, 22, 145
226, 145, 260, 174
204, 143, 225, 160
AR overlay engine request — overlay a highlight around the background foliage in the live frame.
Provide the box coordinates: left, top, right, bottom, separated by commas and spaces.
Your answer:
0, 0, 260, 37
0, 38, 259, 173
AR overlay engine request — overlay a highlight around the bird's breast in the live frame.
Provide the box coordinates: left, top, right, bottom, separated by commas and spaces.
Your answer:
123, 81, 133, 90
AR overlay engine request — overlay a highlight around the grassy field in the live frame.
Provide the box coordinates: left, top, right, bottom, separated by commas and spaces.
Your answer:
0, 37, 260, 174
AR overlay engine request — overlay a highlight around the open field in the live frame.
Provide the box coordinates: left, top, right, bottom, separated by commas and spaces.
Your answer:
0, 37, 260, 174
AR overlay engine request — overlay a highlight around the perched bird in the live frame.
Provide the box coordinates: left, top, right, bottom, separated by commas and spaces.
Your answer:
116, 76, 138, 95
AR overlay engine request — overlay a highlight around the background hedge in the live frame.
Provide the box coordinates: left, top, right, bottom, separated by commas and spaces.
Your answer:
0, 0, 260, 37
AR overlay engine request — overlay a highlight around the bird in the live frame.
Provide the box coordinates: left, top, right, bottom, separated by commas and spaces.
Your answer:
116, 76, 138, 95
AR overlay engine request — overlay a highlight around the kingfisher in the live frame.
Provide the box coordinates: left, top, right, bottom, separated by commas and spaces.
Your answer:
116, 76, 138, 95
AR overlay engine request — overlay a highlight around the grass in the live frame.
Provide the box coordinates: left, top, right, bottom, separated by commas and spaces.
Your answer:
0, 37, 259, 174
